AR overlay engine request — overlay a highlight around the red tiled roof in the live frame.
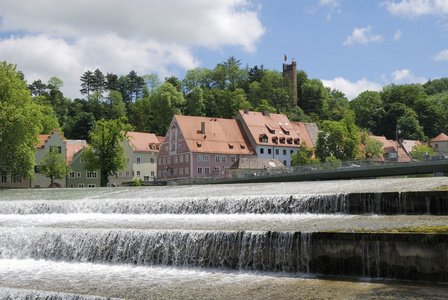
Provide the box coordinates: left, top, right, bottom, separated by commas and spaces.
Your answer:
431, 133, 448, 142
66, 143, 86, 164
236, 110, 304, 147
174, 115, 254, 155
37, 129, 65, 148
126, 131, 161, 152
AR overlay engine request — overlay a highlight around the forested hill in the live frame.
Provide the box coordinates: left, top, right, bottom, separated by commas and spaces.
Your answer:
24, 57, 448, 142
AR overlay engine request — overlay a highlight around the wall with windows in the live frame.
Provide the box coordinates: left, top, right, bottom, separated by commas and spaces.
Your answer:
32, 129, 67, 188
193, 153, 239, 178
257, 146, 297, 167
66, 149, 101, 188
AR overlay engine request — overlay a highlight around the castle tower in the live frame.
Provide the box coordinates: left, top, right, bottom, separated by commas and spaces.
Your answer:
282, 60, 297, 106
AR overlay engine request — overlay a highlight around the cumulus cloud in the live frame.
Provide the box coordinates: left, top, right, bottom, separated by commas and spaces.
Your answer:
0, 0, 265, 99
321, 77, 383, 100
391, 69, 427, 83
432, 49, 448, 61
382, 0, 448, 18
343, 26, 384, 46
394, 29, 402, 41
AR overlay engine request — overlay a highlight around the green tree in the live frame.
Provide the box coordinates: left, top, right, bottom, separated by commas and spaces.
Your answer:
300, 79, 328, 118
150, 83, 185, 135
128, 97, 152, 132
361, 133, 384, 159
80, 70, 94, 96
409, 144, 435, 161
82, 117, 132, 187
350, 91, 384, 132
185, 86, 206, 116
40, 148, 71, 186
0, 62, 42, 179
291, 141, 318, 165
106, 90, 126, 120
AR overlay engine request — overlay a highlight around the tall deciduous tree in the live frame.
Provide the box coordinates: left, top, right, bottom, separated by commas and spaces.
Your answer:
0, 62, 41, 179
185, 86, 206, 116
150, 83, 185, 135
82, 117, 132, 187
40, 148, 71, 186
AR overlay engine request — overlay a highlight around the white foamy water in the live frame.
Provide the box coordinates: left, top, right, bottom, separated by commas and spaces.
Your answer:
1, 178, 448, 299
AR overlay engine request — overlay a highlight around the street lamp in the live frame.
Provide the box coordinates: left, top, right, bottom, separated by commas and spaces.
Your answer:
396, 124, 401, 163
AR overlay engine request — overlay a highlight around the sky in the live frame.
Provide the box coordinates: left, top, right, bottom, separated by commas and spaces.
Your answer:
1, 0, 447, 100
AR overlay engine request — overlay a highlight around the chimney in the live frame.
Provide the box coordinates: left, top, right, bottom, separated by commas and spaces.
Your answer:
262, 110, 270, 117
201, 122, 205, 134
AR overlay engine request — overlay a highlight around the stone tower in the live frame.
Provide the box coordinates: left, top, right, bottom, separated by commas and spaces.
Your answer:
282, 60, 297, 105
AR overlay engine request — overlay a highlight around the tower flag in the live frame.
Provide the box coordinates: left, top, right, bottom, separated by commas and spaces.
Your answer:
284, 54, 287, 62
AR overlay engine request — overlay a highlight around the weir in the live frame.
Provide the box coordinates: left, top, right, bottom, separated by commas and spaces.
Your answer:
1, 178, 448, 299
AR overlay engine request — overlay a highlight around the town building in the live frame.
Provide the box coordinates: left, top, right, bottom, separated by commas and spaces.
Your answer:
235, 110, 315, 167
429, 133, 448, 153
228, 157, 289, 178
157, 115, 255, 182
110, 131, 162, 186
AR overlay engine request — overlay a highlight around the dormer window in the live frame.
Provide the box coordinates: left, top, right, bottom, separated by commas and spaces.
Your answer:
272, 137, 278, 144
294, 138, 300, 145
259, 134, 268, 143
265, 124, 275, 134
280, 137, 285, 144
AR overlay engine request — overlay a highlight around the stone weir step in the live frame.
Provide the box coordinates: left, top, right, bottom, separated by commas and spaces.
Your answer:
2, 228, 447, 283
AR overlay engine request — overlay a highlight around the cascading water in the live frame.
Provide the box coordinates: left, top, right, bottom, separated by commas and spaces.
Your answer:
1, 178, 448, 299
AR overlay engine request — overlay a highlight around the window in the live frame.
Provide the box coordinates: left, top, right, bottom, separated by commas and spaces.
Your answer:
86, 172, 98, 178
137, 171, 140, 176
222, 156, 227, 163
151, 158, 155, 164
215, 156, 220, 163
178, 144, 182, 151
158, 171, 161, 178
185, 167, 189, 175
179, 155, 183, 163
231, 156, 236, 163
290, 150, 294, 155
77, 172, 81, 178
197, 167, 203, 174
435, 143, 439, 149
69, 171, 75, 178
205, 167, 210, 174
284, 160, 287, 166
197, 155, 203, 162
127, 158, 130, 163
174, 169, 178, 176
260, 148, 264, 154
144, 176, 149, 181
88, 184, 96, 188
275, 149, 279, 155
137, 157, 141, 163
158, 158, 161, 165
171, 142, 176, 151
268, 149, 272, 155
163, 158, 166, 165
204, 155, 210, 162
214, 167, 220, 172
1, 172, 7, 183
34, 165, 41, 173
167, 157, 171, 164
185, 155, 189, 163
125, 171, 130, 176
174, 156, 178, 163
151, 171, 155, 177
78, 184, 84, 188
283, 149, 287, 155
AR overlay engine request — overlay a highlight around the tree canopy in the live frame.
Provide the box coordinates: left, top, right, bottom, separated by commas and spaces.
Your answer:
82, 117, 132, 187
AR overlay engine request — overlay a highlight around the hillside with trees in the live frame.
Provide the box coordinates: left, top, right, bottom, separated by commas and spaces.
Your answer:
3, 57, 448, 169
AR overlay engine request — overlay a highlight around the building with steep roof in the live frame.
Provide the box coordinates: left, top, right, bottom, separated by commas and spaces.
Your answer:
32, 128, 68, 188
109, 131, 162, 186
369, 135, 411, 163
157, 115, 255, 181
228, 157, 288, 178
235, 110, 314, 167
429, 133, 448, 154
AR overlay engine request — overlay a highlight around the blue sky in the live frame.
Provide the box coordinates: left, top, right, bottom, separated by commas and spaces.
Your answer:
1, 0, 447, 100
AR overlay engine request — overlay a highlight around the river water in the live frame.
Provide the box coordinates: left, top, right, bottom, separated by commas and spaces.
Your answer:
1, 177, 448, 299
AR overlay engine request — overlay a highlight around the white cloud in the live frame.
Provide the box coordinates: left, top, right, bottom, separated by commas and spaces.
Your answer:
0, 0, 265, 99
321, 77, 383, 100
306, 0, 340, 21
432, 49, 448, 61
343, 26, 384, 46
391, 69, 427, 83
382, 0, 448, 18
394, 29, 402, 41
